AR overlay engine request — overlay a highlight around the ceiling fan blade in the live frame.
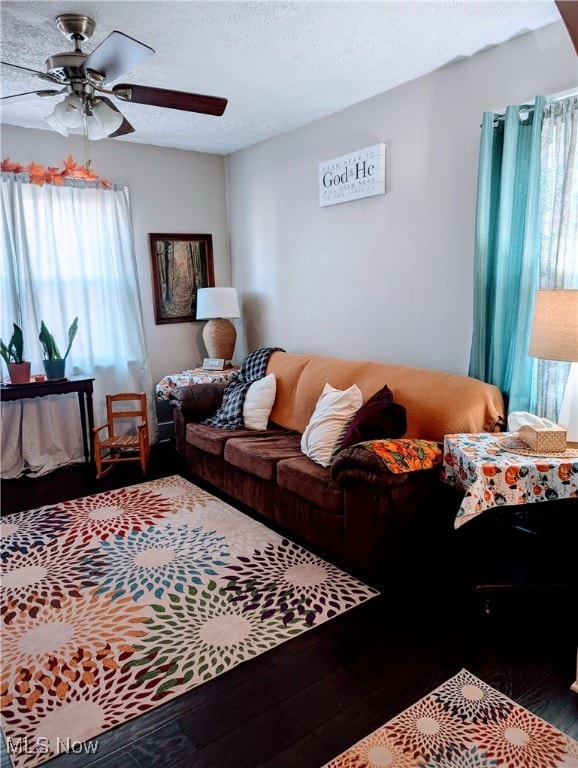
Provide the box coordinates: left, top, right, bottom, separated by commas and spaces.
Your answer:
83, 31, 154, 83
556, 0, 578, 54
108, 118, 135, 138
113, 83, 228, 116
1, 61, 60, 84
1, 89, 64, 103
99, 97, 135, 137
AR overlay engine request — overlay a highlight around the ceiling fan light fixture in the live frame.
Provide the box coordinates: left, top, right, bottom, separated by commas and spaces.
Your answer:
44, 111, 69, 137
86, 99, 124, 139
52, 93, 84, 128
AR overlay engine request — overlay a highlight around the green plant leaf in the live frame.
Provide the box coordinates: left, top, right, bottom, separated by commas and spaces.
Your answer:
39, 321, 60, 360
63, 316, 78, 360
0, 340, 10, 366
10, 324, 24, 363
1, 323, 25, 364
38, 317, 78, 360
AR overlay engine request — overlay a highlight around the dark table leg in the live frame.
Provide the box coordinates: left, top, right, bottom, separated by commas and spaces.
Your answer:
77, 391, 89, 463
86, 386, 94, 462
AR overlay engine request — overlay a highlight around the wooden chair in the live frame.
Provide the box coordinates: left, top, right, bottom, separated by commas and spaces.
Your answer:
93, 392, 150, 479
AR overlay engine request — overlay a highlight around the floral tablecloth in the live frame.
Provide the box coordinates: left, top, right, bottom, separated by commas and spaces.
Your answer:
155, 367, 238, 401
442, 432, 578, 528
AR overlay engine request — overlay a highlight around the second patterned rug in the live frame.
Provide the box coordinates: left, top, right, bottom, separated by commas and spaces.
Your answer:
324, 668, 577, 767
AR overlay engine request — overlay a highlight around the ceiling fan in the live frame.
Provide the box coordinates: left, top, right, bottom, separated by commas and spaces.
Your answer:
1, 13, 228, 141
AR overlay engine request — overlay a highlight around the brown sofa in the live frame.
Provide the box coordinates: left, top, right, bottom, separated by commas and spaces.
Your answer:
170, 351, 505, 578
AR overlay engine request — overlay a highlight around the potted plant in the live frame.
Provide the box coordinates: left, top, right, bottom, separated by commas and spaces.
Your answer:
39, 317, 78, 380
0, 323, 31, 384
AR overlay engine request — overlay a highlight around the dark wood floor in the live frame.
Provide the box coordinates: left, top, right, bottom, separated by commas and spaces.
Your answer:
1, 442, 577, 767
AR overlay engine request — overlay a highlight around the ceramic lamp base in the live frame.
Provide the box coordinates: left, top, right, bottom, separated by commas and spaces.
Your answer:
202, 318, 236, 362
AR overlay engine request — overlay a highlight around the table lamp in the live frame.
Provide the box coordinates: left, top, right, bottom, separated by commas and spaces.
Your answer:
196, 287, 240, 363
529, 289, 578, 444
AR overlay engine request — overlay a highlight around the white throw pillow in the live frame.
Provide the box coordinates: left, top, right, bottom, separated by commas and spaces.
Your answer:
243, 374, 277, 430
301, 383, 363, 467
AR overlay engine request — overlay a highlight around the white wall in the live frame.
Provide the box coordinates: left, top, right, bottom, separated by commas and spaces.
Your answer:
0, 125, 230, 384
227, 20, 577, 375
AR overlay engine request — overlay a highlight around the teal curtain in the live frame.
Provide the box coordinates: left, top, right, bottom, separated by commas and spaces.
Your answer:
469, 97, 546, 412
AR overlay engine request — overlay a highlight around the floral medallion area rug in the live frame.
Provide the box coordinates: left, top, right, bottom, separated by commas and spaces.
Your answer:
1, 475, 378, 768
324, 668, 578, 768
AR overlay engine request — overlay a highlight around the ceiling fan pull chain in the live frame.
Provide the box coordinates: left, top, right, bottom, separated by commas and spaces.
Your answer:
82, 113, 93, 171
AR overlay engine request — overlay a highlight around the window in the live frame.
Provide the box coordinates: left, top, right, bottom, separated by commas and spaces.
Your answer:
1, 173, 155, 477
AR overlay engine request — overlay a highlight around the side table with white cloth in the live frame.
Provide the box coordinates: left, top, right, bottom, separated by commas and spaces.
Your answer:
155, 367, 239, 441
441, 431, 578, 611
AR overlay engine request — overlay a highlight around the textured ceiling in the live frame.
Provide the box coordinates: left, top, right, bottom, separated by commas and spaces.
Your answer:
0, 1, 563, 155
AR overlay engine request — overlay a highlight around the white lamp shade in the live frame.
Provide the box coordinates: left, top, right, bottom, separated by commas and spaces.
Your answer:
53, 94, 84, 128
45, 112, 70, 137
529, 290, 578, 362
46, 95, 123, 140
89, 99, 124, 138
196, 287, 240, 319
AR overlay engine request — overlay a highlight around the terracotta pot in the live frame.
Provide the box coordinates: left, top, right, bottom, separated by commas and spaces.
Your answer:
43, 359, 66, 380
7, 361, 31, 384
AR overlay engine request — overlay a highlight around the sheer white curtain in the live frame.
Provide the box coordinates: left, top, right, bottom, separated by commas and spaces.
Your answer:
533, 95, 578, 418
1, 173, 156, 478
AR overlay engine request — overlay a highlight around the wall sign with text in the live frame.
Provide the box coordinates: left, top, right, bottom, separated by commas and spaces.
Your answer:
319, 143, 386, 207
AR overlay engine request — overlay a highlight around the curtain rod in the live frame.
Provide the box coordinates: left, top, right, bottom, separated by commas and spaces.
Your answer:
490, 105, 534, 125
487, 92, 577, 126
491, 89, 578, 119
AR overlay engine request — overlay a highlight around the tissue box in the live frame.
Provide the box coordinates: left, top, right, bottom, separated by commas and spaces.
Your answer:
519, 422, 567, 453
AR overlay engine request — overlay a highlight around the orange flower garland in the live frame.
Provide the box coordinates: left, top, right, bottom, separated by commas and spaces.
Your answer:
1, 155, 111, 188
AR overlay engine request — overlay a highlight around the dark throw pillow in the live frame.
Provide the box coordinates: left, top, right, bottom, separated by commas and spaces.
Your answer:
339, 384, 407, 450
